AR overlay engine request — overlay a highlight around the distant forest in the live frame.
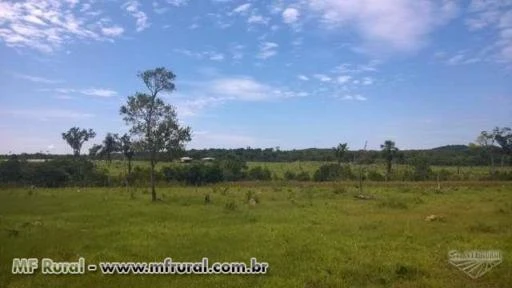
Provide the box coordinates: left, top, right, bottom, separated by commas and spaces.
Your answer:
2, 145, 511, 167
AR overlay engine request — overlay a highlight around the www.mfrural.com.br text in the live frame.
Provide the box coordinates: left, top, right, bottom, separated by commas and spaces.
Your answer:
12, 257, 269, 275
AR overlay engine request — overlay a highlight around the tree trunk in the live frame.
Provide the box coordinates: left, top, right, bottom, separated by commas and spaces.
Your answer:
150, 159, 156, 201
128, 158, 132, 176
386, 161, 391, 181
490, 151, 495, 175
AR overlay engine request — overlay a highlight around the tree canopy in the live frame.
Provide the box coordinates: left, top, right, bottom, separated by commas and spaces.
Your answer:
61, 127, 96, 157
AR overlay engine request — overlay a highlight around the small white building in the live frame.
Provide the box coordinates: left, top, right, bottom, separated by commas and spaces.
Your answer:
201, 157, 215, 162
180, 157, 193, 163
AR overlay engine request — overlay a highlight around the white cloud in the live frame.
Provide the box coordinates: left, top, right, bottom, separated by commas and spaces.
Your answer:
172, 76, 307, 116
51, 87, 117, 97
257, 41, 279, 59
13, 73, 62, 84
337, 75, 351, 84
209, 52, 225, 61
174, 48, 226, 61
362, 77, 374, 85
342, 94, 367, 101
0, 0, 124, 53
101, 26, 124, 37
313, 74, 332, 82
188, 23, 200, 30
307, 0, 459, 52
122, 0, 149, 32
465, 0, 512, 62
248, 15, 269, 25
210, 77, 271, 101
229, 43, 245, 60
282, 7, 300, 24
167, 0, 189, 7
233, 3, 252, 14
444, 50, 482, 65
298, 74, 309, 81
334, 61, 380, 74
190, 131, 267, 149
1, 108, 95, 119
80, 88, 118, 97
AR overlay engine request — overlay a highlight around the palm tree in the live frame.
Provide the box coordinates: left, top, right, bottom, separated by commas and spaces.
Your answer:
381, 140, 398, 181
334, 143, 348, 166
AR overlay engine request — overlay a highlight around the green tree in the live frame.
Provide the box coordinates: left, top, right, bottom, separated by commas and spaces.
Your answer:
88, 144, 103, 159
120, 133, 135, 177
120, 67, 191, 201
476, 130, 496, 174
494, 127, 512, 156
61, 127, 96, 157
100, 133, 120, 165
380, 140, 398, 181
334, 143, 348, 165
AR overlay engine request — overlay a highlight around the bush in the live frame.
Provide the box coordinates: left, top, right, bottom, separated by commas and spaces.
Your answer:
218, 156, 247, 181
410, 155, 432, 181
162, 165, 185, 182
295, 171, 311, 181
131, 166, 153, 185
0, 157, 109, 187
367, 170, 385, 181
184, 163, 223, 185
248, 166, 271, 181
0, 156, 24, 184
480, 171, 512, 181
313, 164, 354, 181
436, 169, 452, 181
28, 164, 70, 187
162, 163, 223, 185
284, 170, 296, 180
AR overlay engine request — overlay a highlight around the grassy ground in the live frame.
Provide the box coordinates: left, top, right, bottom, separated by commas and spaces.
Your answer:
1, 182, 511, 287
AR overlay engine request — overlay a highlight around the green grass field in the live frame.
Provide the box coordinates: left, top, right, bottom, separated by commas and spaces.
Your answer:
1, 181, 511, 287
98, 160, 512, 179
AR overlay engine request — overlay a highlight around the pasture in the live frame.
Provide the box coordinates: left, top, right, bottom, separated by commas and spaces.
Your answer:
98, 160, 512, 180
1, 181, 511, 287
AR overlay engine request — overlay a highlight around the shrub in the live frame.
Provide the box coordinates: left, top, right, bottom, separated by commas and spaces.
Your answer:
0, 157, 109, 187
162, 164, 223, 185
247, 166, 272, 181
29, 164, 70, 187
410, 155, 432, 181
224, 200, 238, 211
367, 170, 385, 181
313, 164, 354, 181
161, 166, 185, 182
0, 156, 24, 184
284, 170, 296, 180
218, 156, 247, 181
436, 169, 452, 181
295, 171, 311, 181
185, 163, 223, 185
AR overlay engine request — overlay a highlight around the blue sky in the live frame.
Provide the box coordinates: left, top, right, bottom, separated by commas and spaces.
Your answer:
0, 0, 511, 154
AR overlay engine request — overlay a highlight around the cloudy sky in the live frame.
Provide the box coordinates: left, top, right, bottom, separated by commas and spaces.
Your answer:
0, 0, 511, 154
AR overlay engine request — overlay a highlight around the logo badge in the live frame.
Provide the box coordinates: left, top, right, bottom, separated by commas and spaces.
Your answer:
448, 250, 502, 279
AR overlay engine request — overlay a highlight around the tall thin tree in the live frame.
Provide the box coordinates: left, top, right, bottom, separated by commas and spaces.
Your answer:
120, 67, 191, 201
380, 140, 399, 181
477, 130, 496, 174
120, 133, 135, 178
334, 143, 348, 166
